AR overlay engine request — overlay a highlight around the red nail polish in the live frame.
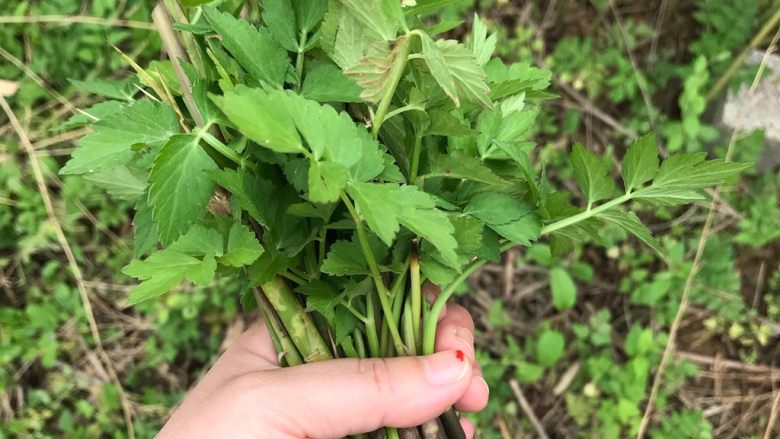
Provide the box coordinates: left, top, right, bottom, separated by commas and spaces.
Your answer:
455, 350, 465, 362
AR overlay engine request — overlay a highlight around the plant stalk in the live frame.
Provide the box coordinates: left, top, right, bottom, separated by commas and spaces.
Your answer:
372, 35, 413, 138
260, 276, 333, 362
409, 246, 422, 349
253, 288, 303, 366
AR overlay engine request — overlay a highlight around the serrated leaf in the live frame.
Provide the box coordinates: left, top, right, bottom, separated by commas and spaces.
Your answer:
263, 0, 299, 52
149, 134, 218, 245
404, 0, 468, 17
69, 77, 138, 101
294, 0, 328, 31
209, 168, 274, 226
421, 34, 492, 108
221, 223, 264, 267
61, 100, 179, 175
302, 63, 363, 103
622, 134, 659, 192
550, 267, 576, 310
571, 143, 617, 204
337, 0, 400, 41
83, 166, 147, 201
648, 152, 750, 191
212, 86, 303, 153
427, 151, 504, 185
53, 101, 126, 131
596, 209, 663, 255
321, 239, 371, 276
344, 40, 403, 103
347, 182, 458, 266
308, 160, 349, 203
470, 15, 496, 67
133, 195, 158, 258
203, 6, 288, 87
464, 191, 541, 246
123, 226, 222, 304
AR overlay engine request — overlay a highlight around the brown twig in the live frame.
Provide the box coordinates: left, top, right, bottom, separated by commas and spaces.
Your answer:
0, 94, 135, 439
0, 15, 157, 30
510, 379, 550, 439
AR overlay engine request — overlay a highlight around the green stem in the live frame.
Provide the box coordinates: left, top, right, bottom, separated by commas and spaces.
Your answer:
409, 135, 423, 183
409, 247, 422, 349
295, 30, 308, 91
371, 35, 414, 138
365, 293, 381, 356
341, 193, 407, 355
540, 192, 634, 235
253, 288, 303, 366
402, 300, 417, 355
260, 276, 333, 362
200, 129, 242, 165
354, 327, 367, 358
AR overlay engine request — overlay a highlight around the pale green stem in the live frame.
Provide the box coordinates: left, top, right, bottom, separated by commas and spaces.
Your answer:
371, 35, 413, 138
295, 29, 308, 91
409, 135, 423, 183
409, 249, 422, 349
341, 193, 406, 354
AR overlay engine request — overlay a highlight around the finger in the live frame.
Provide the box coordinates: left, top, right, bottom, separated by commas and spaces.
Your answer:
225, 321, 280, 368
461, 417, 475, 439
257, 351, 474, 438
433, 303, 488, 412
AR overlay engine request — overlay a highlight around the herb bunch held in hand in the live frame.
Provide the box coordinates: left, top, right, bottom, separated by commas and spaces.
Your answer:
61, 0, 748, 437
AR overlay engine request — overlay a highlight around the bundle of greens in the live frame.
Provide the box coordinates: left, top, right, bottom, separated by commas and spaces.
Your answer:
60, 1, 748, 437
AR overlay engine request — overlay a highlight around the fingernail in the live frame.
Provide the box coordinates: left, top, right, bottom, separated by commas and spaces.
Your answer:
423, 351, 469, 385
455, 326, 473, 344
475, 376, 490, 396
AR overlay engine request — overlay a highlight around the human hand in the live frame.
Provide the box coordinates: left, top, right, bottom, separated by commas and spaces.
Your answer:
157, 294, 488, 439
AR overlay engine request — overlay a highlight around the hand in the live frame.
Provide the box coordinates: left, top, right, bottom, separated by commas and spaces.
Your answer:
157, 295, 488, 439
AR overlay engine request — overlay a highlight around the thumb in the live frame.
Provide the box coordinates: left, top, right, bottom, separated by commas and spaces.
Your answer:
261, 350, 473, 438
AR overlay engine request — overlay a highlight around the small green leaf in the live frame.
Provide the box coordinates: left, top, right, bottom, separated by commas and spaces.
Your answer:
344, 40, 405, 103
596, 209, 663, 255
212, 86, 303, 153
124, 251, 203, 304
203, 6, 288, 87
83, 166, 147, 201
571, 143, 617, 204
469, 15, 496, 67
337, 0, 400, 41
427, 151, 504, 185
61, 100, 179, 175
263, 0, 299, 52
321, 239, 371, 276
308, 160, 349, 204
550, 267, 576, 310
148, 134, 218, 245
622, 134, 659, 192
221, 223, 264, 267
133, 196, 158, 258
464, 192, 541, 246
536, 329, 565, 367
420, 33, 492, 108
302, 63, 363, 103
294, 0, 328, 31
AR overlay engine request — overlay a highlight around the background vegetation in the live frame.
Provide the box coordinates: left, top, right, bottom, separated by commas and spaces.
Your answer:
1, 0, 778, 438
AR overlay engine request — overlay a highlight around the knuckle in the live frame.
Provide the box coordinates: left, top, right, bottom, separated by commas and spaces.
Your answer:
359, 358, 396, 397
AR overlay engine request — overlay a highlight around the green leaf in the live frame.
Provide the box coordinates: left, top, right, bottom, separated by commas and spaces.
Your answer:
209, 168, 274, 226
420, 34, 492, 108
133, 196, 158, 258
596, 209, 663, 255
248, 250, 291, 286
149, 134, 218, 245
622, 134, 659, 192
347, 182, 459, 266
321, 239, 371, 276
404, 0, 468, 17
302, 63, 363, 103
263, 0, 299, 52
345, 40, 405, 103
640, 152, 750, 198
308, 160, 349, 203
464, 192, 541, 246
124, 251, 203, 304
427, 151, 504, 185
469, 15, 496, 67
550, 267, 576, 310
123, 226, 222, 304
69, 77, 137, 101
202, 6, 288, 87
337, 0, 400, 41
571, 143, 617, 204
83, 166, 146, 201
425, 109, 475, 136
536, 329, 565, 367
61, 100, 179, 175
212, 86, 303, 153
294, 0, 328, 31
221, 223, 264, 267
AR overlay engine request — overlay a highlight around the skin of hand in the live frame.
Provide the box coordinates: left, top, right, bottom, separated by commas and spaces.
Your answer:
157, 289, 488, 439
